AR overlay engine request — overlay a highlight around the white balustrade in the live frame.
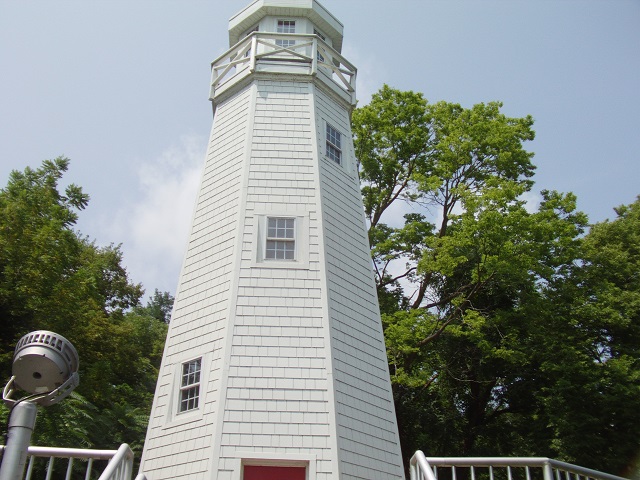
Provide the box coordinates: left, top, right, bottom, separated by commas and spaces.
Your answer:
210, 32, 356, 106
410, 451, 629, 480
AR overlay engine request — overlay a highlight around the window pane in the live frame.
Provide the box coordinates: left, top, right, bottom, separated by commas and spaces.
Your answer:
326, 124, 341, 149
276, 39, 295, 48
266, 240, 295, 260
180, 385, 200, 412
268, 218, 294, 239
181, 358, 201, 387
277, 20, 295, 33
327, 143, 341, 164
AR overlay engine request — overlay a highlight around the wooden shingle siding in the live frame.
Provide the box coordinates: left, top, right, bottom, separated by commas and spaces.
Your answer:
142, 78, 404, 479
139, 86, 252, 480
314, 85, 405, 479
212, 79, 335, 480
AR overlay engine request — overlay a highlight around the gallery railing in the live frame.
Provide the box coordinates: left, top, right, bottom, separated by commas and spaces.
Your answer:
210, 32, 357, 106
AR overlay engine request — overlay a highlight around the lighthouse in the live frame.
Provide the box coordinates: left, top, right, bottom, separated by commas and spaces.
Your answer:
139, 1, 405, 478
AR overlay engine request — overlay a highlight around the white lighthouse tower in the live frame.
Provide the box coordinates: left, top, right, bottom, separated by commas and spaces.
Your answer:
139, 1, 405, 479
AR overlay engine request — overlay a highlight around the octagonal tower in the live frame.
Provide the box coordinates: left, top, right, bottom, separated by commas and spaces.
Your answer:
139, 1, 405, 479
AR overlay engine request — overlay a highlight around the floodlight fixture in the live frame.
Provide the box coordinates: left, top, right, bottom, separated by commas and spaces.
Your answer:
3, 330, 79, 407
0, 331, 80, 480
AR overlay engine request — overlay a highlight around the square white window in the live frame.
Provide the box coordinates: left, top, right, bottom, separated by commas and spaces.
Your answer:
276, 20, 295, 48
178, 358, 201, 413
326, 123, 342, 164
266, 217, 296, 260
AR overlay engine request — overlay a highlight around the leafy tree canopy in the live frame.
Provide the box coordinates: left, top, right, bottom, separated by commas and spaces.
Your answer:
353, 86, 639, 476
0, 157, 168, 457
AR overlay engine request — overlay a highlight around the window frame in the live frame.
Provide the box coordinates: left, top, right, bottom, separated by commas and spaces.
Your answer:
178, 357, 202, 414
253, 212, 309, 269
276, 19, 296, 48
265, 217, 296, 261
325, 123, 342, 165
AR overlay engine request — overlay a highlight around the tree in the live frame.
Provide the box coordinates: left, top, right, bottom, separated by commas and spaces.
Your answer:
352, 86, 638, 475
534, 197, 640, 474
0, 158, 89, 372
139, 289, 175, 324
0, 158, 167, 456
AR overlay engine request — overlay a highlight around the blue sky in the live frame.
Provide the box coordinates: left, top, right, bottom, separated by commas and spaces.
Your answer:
1, 0, 638, 296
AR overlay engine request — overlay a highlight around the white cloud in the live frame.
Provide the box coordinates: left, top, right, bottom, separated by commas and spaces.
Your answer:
521, 189, 542, 213
106, 135, 205, 296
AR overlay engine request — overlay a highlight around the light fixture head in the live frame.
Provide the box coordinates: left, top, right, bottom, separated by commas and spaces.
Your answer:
12, 331, 79, 396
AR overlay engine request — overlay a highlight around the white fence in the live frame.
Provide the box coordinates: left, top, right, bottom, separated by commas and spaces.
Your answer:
410, 451, 629, 480
0, 443, 144, 480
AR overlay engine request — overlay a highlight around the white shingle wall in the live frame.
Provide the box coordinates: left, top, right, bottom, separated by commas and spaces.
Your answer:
140, 87, 252, 479
215, 79, 336, 480
314, 85, 405, 480
141, 76, 404, 480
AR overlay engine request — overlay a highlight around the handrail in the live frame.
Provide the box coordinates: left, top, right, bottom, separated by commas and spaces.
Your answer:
209, 32, 356, 104
0, 445, 118, 459
410, 451, 629, 480
0, 444, 135, 480
97, 443, 134, 480
410, 451, 438, 480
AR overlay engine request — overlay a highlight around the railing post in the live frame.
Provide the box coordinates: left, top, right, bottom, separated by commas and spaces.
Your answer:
86, 458, 94, 480
65, 458, 74, 480
311, 38, 318, 76
543, 462, 554, 480
44, 457, 54, 480
249, 35, 257, 73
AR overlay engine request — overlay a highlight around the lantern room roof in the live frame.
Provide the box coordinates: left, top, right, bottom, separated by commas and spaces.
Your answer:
228, 0, 344, 53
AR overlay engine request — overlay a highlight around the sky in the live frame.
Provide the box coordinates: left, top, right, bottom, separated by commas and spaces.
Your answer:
1, 0, 639, 298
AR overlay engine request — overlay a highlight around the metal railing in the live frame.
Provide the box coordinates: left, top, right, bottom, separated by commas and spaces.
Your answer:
210, 32, 357, 105
0, 443, 136, 480
409, 451, 629, 480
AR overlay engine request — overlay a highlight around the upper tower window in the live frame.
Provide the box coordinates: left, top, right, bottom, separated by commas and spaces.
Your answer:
314, 29, 326, 62
276, 20, 296, 48
326, 124, 342, 164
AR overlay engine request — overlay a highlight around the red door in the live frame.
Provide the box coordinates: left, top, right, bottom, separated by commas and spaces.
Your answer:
244, 465, 306, 480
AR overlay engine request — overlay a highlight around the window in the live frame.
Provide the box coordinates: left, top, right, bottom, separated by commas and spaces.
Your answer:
314, 29, 326, 62
253, 213, 308, 268
245, 25, 259, 37
276, 20, 295, 48
326, 124, 342, 164
244, 25, 259, 57
266, 217, 295, 260
178, 358, 201, 413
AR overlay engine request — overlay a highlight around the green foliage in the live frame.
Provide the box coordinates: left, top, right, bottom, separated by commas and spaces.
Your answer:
138, 289, 175, 324
0, 158, 167, 458
353, 87, 639, 476
536, 197, 640, 473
